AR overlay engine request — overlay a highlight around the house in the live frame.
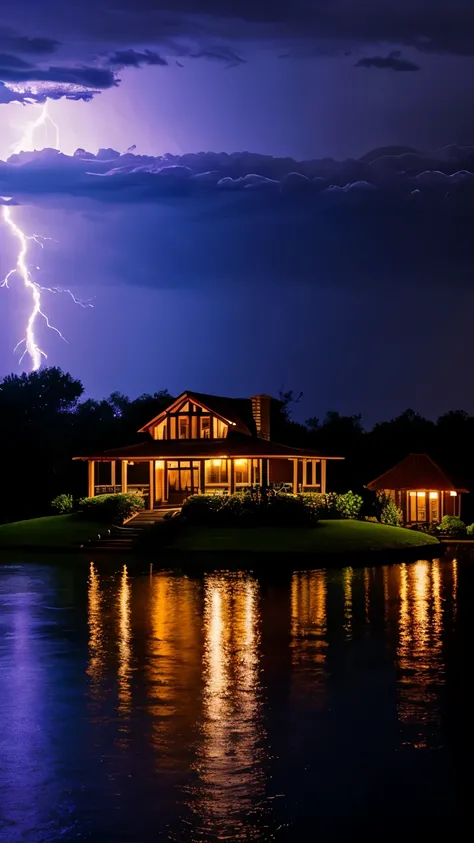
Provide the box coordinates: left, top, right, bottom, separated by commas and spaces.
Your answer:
74, 391, 343, 507
367, 453, 467, 524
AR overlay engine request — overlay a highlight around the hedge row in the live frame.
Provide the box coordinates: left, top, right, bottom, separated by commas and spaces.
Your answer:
181, 489, 364, 527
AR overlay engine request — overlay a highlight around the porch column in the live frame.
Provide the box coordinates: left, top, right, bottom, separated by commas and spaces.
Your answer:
321, 459, 327, 494
292, 459, 298, 494
88, 460, 95, 498
148, 460, 154, 509
122, 460, 128, 494
200, 460, 206, 493
111, 460, 116, 491
229, 459, 235, 495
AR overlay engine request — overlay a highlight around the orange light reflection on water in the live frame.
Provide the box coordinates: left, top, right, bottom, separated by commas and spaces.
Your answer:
191, 574, 265, 840
87, 562, 104, 699
117, 564, 132, 719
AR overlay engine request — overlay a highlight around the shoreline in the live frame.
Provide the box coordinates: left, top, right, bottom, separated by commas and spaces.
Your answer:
0, 540, 442, 569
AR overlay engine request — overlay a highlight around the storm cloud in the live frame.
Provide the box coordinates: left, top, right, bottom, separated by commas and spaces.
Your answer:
2, 144, 474, 205
3, 1, 474, 58
1, 1, 474, 104
356, 50, 420, 71
1, 144, 473, 290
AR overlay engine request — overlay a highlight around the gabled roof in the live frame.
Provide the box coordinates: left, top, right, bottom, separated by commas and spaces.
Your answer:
367, 453, 468, 493
138, 390, 255, 436
74, 435, 343, 461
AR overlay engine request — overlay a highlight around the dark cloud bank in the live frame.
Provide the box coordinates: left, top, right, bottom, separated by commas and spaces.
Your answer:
1, 144, 473, 287
2, 1, 474, 101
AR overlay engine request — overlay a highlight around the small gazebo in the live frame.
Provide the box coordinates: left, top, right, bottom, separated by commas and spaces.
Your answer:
367, 453, 468, 524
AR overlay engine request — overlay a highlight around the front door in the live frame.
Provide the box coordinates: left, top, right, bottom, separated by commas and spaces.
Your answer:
167, 461, 199, 504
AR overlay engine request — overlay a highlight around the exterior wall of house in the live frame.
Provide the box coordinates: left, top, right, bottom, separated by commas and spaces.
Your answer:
386, 488, 462, 524
269, 459, 292, 484
89, 456, 328, 505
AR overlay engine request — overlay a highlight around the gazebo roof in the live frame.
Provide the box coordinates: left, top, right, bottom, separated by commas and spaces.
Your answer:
367, 453, 468, 493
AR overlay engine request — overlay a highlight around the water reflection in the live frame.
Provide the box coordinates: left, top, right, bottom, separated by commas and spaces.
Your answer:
397, 560, 446, 748
117, 564, 132, 719
189, 574, 266, 840
291, 570, 327, 672
147, 574, 201, 765
87, 562, 107, 710
343, 566, 353, 637
0, 557, 462, 841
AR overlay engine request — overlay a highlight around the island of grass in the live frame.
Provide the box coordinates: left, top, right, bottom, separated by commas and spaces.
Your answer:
152, 518, 440, 561
0, 514, 105, 550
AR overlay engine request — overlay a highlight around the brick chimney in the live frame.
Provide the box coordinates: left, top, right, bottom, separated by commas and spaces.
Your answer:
251, 394, 272, 440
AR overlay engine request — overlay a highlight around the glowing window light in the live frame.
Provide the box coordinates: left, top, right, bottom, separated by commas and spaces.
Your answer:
155, 460, 164, 469
450, 491, 458, 497
235, 459, 247, 467
213, 459, 222, 467
429, 492, 439, 499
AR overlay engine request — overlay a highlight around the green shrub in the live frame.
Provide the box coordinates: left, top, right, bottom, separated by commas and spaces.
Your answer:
299, 491, 363, 519
466, 523, 474, 537
181, 493, 227, 524
78, 493, 145, 525
182, 490, 319, 527
335, 491, 363, 519
51, 493, 74, 514
375, 492, 403, 527
438, 515, 465, 536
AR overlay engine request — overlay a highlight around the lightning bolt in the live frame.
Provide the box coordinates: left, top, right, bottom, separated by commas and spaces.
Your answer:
1, 102, 93, 371
9, 101, 60, 155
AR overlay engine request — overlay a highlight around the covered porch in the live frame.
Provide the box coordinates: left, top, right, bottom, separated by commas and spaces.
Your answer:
87, 456, 329, 508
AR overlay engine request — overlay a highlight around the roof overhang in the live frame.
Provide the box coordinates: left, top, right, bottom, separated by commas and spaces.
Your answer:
73, 453, 344, 461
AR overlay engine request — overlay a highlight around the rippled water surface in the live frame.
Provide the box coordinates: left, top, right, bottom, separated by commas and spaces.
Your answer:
0, 559, 469, 841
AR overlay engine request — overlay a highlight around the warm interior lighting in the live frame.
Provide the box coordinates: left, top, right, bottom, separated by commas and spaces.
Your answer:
128, 461, 134, 466
429, 492, 439, 499
450, 491, 458, 497
417, 491, 425, 497
155, 460, 164, 469
213, 459, 222, 467
235, 459, 247, 467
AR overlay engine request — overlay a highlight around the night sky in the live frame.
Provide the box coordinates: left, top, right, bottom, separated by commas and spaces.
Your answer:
1, 1, 474, 425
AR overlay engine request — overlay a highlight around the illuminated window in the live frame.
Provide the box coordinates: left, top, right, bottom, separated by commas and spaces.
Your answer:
205, 459, 228, 484
178, 416, 189, 439
213, 417, 228, 439
153, 420, 167, 440
409, 491, 427, 522
235, 459, 249, 485
253, 459, 261, 485
200, 417, 211, 439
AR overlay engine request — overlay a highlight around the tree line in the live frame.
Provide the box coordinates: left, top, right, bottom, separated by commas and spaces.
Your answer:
0, 368, 472, 523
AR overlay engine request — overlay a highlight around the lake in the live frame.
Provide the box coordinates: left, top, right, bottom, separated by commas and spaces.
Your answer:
0, 558, 468, 841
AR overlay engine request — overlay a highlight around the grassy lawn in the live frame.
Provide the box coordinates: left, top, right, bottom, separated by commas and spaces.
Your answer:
172, 519, 440, 554
0, 514, 104, 549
